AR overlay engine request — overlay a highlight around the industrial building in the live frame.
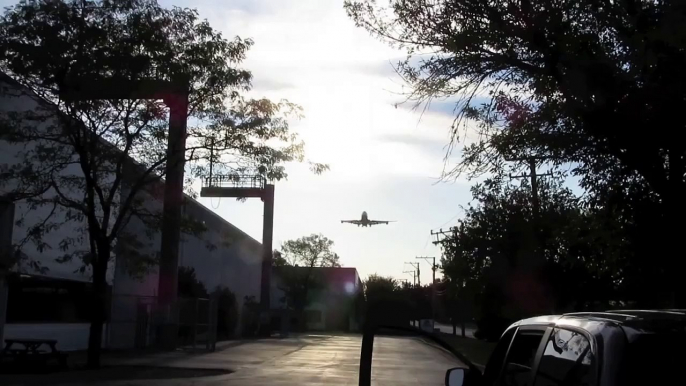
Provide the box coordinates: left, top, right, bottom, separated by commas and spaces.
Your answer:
0, 72, 263, 350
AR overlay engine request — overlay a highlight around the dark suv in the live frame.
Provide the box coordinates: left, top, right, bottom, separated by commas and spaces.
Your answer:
470, 310, 686, 386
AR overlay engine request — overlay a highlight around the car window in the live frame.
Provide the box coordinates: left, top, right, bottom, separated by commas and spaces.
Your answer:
500, 329, 545, 386
482, 328, 516, 386
533, 328, 594, 386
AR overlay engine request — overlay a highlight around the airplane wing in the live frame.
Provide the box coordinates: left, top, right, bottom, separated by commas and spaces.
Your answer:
369, 220, 395, 225
341, 220, 363, 224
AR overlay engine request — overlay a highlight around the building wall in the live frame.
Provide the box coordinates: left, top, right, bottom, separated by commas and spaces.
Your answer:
109, 191, 263, 348
1, 74, 263, 349
0, 76, 115, 284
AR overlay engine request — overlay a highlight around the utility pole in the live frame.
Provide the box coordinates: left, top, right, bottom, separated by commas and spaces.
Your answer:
431, 227, 463, 335
508, 156, 552, 270
416, 256, 438, 284
417, 256, 437, 321
431, 228, 456, 248
405, 262, 420, 287
403, 271, 416, 286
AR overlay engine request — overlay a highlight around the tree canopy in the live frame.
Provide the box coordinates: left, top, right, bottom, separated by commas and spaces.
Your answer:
280, 234, 341, 268
275, 234, 341, 328
363, 274, 398, 302
346, 0, 686, 305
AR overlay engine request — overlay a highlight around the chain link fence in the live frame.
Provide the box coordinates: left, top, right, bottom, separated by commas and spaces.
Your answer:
107, 295, 216, 351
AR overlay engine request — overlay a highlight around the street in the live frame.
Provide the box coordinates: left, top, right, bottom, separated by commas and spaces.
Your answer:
222, 334, 463, 385
0, 334, 465, 386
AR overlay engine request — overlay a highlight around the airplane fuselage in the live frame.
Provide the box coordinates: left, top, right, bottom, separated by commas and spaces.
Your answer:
341, 211, 392, 227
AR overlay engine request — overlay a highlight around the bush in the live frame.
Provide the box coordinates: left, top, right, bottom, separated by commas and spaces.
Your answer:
214, 287, 238, 340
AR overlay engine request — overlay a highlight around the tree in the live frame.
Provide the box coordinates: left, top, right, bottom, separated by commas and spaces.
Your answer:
213, 286, 238, 340
363, 274, 398, 303
439, 176, 622, 338
281, 234, 341, 269
177, 266, 208, 298
276, 234, 340, 329
345, 0, 686, 304
0, 0, 323, 367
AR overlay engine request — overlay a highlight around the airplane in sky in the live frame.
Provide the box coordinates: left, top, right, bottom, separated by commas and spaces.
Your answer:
341, 211, 395, 227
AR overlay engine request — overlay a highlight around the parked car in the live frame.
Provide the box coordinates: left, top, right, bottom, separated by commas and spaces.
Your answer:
359, 309, 686, 386
447, 310, 686, 386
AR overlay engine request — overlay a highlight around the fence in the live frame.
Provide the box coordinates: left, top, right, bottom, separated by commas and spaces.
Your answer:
107, 294, 217, 351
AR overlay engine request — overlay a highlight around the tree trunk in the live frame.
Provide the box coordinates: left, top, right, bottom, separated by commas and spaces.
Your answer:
87, 247, 109, 369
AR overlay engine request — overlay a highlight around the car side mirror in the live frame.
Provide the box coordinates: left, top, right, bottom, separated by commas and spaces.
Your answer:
445, 368, 465, 386
446, 367, 481, 386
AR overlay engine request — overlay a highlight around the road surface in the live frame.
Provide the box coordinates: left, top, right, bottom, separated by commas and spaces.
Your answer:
224, 334, 464, 385
1, 334, 465, 386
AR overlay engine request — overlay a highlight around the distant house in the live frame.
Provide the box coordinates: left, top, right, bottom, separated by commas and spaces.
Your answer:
270, 266, 363, 332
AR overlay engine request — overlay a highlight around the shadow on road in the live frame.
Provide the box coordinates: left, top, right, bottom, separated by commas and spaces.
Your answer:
0, 365, 231, 386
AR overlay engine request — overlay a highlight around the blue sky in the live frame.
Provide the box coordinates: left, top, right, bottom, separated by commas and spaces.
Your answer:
0, 0, 481, 284
167, 0, 477, 284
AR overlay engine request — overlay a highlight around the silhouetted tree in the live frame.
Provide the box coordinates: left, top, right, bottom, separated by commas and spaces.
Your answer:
440, 176, 622, 338
363, 274, 398, 302
277, 234, 340, 330
213, 286, 238, 339
0, 0, 325, 367
177, 266, 208, 298
346, 0, 686, 305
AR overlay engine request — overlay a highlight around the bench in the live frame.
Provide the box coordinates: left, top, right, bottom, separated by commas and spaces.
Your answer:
1, 338, 68, 369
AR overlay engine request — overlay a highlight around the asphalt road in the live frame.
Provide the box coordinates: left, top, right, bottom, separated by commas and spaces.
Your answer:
224, 334, 465, 386
1, 334, 465, 386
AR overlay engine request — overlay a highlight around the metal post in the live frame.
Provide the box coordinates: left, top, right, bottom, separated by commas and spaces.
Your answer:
259, 184, 275, 334
157, 92, 189, 348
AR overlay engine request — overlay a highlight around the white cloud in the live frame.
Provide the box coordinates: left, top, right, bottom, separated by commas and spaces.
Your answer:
163, 0, 477, 282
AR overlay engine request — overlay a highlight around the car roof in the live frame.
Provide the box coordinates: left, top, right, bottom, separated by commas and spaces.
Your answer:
509, 309, 686, 339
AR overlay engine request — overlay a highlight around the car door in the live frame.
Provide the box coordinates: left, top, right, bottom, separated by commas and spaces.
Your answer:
532, 327, 596, 386
494, 326, 549, 386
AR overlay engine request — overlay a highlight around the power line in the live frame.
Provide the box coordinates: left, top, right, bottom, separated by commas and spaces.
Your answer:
431, 228, 455, 245
404, 262, 420, 287
403, 270, 416, 286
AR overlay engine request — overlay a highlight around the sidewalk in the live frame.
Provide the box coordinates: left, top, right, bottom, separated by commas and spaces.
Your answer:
102, 334, 329, 371
0, 334, 333, 386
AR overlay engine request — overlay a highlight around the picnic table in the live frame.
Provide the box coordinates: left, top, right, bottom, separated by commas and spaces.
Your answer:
1, 338, 67, 368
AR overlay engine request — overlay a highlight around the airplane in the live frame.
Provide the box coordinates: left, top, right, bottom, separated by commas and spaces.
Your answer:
341, 211, 395, 227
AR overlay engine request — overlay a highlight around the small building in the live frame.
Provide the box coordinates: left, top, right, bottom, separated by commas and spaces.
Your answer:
271, 266, 363, 332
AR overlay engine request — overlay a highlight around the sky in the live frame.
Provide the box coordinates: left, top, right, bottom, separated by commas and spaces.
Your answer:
0, 0, 479, 284
165, 0, 476, 285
